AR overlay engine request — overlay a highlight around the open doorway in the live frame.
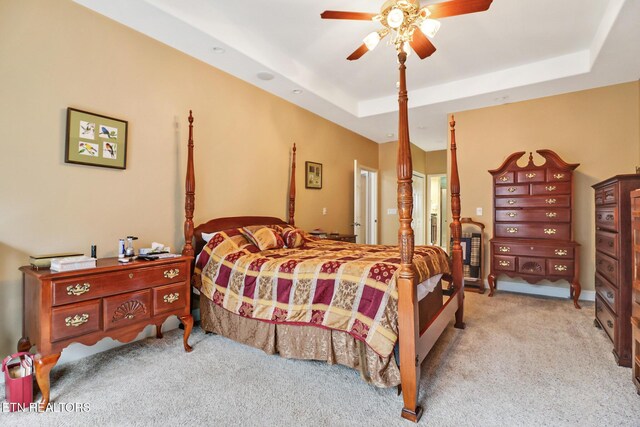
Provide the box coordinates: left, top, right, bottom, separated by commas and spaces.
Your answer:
427, 174, 447, 248
412, 171, 426, 245
354, 160, 378, 244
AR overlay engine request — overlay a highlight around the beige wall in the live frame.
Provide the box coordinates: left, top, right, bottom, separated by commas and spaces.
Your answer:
453, 81, 640, 293
379, 142, 431, 245
425, 150, 447, 175
0, 0, 378, 358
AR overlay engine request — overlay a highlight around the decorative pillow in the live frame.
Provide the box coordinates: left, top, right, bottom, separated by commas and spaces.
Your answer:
281, 227, 305, 249
241, 226, 285, 251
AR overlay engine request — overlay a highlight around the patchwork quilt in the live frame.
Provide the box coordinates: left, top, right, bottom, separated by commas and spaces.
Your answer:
195, 228, 450, 357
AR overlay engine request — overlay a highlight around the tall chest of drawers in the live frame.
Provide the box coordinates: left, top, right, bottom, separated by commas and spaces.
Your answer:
19, 257, 194, 408
593, 175, 640, 367
487, 150, 581, 308
631, 189, 640, 390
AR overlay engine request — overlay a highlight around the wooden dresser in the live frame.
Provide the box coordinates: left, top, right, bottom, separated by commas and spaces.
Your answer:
593, 176, 640, 367
487, 150, 581, 308
631, 189, 640, 391
18, 256, 194, 408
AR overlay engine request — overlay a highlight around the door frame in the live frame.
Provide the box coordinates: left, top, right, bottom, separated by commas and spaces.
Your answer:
427, 173, 446, 246
354, 160, 378, 245
412, 171, 426, 245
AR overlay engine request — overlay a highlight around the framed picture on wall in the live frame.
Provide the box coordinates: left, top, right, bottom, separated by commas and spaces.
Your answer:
65, 108, 128, 169
305, 161, 323, 189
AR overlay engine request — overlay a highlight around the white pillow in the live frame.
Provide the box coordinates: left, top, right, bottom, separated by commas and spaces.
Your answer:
202, 232, 216, 243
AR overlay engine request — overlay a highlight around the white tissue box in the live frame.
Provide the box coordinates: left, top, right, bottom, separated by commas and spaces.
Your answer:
50, 256, 96, 272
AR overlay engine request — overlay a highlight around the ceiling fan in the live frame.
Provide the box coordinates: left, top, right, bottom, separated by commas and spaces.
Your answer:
321, 0, 493, 60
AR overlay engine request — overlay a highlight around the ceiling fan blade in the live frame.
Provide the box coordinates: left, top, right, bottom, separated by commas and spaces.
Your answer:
321, 11, 378, 21
410, 29, 437, 59
427, 0, 493, 19
347, 44, 369, 61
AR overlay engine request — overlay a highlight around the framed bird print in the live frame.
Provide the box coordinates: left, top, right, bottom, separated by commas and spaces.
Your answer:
65, 108, 128, 169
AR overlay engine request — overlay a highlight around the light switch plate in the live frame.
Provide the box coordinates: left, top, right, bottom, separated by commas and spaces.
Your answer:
476, 207, 483, 216
388, 208, 398, 215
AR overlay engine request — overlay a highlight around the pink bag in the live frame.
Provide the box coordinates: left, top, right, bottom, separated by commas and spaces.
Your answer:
2, 352, 34, 412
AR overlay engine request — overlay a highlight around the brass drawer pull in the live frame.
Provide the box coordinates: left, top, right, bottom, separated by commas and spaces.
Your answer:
544, 228, 557, 235
498, 261, 510, 267
498, 176, 509, 182
546, 212, 557, 218
164, 269, 180, 279
506, 212, 517, 218
507, 199, 516, 205
553, 173, 565, 179
163, 293, 180, 304
525, 173, 536, 178
546, 198, 557, 204
129, 273, 134, 279
605, 214, 614, 221
607, 320, 613, 329
498, 246, 510, 253
607, 265, 614, 272
506, 227, 518, 234
65, 314, 89, 327
545, 185, 556, 191
67, 283, 91, 296
507, 187, 517, 193
554, 265, 568, 272
606, 291, 614, 299
554, 249, 568, 256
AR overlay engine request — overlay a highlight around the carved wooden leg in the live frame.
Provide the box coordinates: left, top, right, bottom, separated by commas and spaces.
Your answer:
488, 273, 496, 297
572, 278, 582, 309
156, 323, 163, 339
179, 314, 193, 352
454, 289, 465, 330
17, 337, 31, 352
35, 353, 60, 410
398, 276, 422, 422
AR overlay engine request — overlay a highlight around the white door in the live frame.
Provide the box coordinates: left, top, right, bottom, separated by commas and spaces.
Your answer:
354, 160, 378, 244
412, 172, 426, 245
427, 174, 446, 246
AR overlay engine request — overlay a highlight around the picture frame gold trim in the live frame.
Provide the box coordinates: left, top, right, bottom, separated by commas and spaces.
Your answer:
305, 161, 322, 189
65, 107, 128, 170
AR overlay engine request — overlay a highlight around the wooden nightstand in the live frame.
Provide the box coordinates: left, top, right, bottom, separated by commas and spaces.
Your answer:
18, 256, 194, 408
325, 234, 357, 243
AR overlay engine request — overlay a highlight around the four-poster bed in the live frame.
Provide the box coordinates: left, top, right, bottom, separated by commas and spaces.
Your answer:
181, 101, 465, 421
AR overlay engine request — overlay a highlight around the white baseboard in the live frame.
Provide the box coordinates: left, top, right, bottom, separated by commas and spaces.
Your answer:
0, 317, 181, 386
491, 278, 596, 302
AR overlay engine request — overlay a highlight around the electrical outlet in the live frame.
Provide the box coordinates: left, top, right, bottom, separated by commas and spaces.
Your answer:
476, 207, 483, 216
322, 207, 327, 215
388, 208, 398, 215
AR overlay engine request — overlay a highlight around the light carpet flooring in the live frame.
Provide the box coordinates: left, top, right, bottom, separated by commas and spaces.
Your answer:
1, 292, 639, 426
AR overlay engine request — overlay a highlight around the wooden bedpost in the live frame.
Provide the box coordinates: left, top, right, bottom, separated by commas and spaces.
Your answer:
395, 51, 422, 423
289, 143, 296, 226
449, 115, 466, 329
182, 110, 195, 257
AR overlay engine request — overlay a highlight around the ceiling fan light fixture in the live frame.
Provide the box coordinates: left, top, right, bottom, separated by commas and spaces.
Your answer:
420, 19, 441, 38
387, 8, 404, 29
419, 7, 431, 19
363, 31, 381, 51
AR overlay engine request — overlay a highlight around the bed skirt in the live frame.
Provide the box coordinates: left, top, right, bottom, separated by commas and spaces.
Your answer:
200, 297, 401, 387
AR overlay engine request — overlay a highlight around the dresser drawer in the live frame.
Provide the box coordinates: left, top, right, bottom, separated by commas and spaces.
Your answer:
103, 290, 152, 331
493, 242, 574, 258
494, 255, 515, 271
595, 207, 618, 232
530, 182, 571, 196
153, 283, 187, 315
495, 223, 570, 240
495, 172, 514, 184
495, 195, 570, 208
546, 169, 571, 182
52, 262, 186, 306
51, 299, 101, 342
596, 296, 616, 343
516, 170, 545, 183
595, 230, 618, 258
595, 272, 617, 313
495, 208, 570, 223
495, 184, 529, 196
595, 251, 618, 286
517, 257, 545, 276
601, 183, 618, 205
546, 259, 574, 277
